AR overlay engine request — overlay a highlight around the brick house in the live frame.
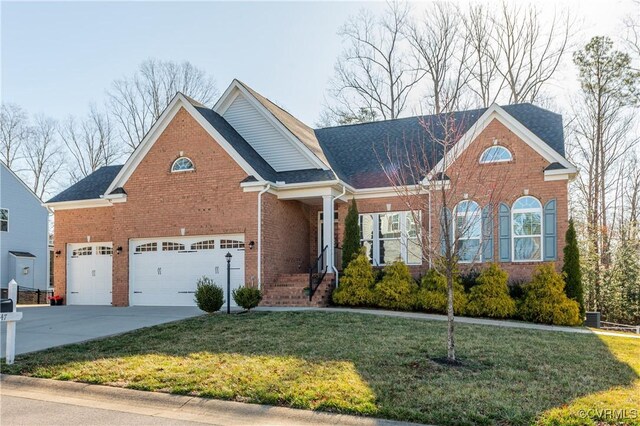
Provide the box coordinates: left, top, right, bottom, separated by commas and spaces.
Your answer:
46, 80, 576, 307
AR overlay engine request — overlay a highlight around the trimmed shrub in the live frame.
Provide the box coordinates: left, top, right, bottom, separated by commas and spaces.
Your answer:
332, 248, 376, 306
194, 276, 224, 313
466, 264, 516, 318
342, 198, 360, 270
232, 287, 262, 311
518, 264, 581, 326
373, 261, 418, 310
562, 219, 585, 317
417, 269, 467, 314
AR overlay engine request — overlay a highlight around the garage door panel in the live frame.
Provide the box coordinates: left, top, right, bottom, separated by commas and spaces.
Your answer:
67, 243, 112, 306
130, 235, 244, 307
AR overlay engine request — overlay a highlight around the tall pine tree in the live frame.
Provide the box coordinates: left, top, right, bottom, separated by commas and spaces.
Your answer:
342, 198, 360, 270
562, 219, 585, 316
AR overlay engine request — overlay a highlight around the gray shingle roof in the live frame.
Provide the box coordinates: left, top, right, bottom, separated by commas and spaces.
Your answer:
47, 101, 567, 202
47, 165, 123, 203
314, 103, 566, 188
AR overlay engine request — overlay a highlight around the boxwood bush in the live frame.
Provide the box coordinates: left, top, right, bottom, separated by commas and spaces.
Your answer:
518, 264, 581, 326
466, 263, 516, 318
232, 286, 262, 311
373, 260, 417, 310
417, 269, 467, 314
194, 276, 224, 313
332, 248, 376, 306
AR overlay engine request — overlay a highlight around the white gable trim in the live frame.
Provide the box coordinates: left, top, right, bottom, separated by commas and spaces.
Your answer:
104, 93, 263, 196
214, 80, 329, 170
425, 104, 576, 182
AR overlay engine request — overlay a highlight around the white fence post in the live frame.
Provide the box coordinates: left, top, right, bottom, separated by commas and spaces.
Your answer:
3, 279, 22, 365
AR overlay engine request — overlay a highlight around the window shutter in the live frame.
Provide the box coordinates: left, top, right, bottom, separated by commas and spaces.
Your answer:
544, 199, 557, 261
498, 203, 511, 262
482, 204, 494, 261
440, 207, 452, 256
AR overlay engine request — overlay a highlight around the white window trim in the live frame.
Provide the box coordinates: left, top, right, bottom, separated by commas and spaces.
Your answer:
359, 211, 422, 266
479, 146, 513, 164
453, 201, 482, 264
0, 208, 8, 232
511, 197, 543, 262
171, 157, 195, 173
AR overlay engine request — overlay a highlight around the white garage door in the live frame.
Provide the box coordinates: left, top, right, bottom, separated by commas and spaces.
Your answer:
129, 235, 245, 306
67, 243, 113, 305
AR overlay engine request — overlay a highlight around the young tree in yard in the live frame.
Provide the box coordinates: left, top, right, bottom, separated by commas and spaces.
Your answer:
109, 59, 218, 151
0, 103, 30, 169
342, 198, 361, 270
562, 219, 584, 317
571, 36, 639, 312
380, 113, 515, 362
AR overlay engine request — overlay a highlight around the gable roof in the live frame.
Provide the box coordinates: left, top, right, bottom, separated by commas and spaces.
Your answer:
0, 161, 44, 203
315, 103, 569, 188
234, 80, 330, 168
47, 165, 123, 203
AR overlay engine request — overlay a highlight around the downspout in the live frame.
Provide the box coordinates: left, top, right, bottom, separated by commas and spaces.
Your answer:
257, 183, 271, 290
331, 185, 347, 286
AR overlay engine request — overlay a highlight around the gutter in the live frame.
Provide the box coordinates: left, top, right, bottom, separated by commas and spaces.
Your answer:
257, 183, 271, 290
330, 185, 347, 287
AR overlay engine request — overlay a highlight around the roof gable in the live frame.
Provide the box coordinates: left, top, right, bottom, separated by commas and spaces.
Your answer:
0, 161, 44, 204
214, 80, 329, 172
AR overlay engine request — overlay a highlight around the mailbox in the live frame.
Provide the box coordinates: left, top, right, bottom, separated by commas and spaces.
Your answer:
1, 298, 14, 313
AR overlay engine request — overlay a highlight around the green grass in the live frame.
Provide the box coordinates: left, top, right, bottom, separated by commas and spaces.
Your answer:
2, 311, 639, 425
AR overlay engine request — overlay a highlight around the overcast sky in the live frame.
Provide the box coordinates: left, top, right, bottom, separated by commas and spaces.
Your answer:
1, 1, 637, 125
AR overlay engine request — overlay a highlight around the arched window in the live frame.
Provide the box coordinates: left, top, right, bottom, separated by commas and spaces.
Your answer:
480, 146, 512, 163
171, 157, 194, 172
512, 196, 542, 261
454, 200, 481, 263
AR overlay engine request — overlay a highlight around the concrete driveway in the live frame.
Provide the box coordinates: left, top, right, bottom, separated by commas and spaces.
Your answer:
1, 305, 204, 355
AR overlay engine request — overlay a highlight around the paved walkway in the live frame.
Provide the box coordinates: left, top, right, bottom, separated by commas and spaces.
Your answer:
255, 306, 640, 339
0, 305, 204, 355
0, 375, 421, 426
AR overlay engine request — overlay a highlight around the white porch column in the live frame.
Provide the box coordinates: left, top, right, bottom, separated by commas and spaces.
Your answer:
322, 194, 334, 271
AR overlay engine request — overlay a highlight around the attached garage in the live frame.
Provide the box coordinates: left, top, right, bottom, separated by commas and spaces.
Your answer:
129, 235, 245, 306
67, 243, 113, 305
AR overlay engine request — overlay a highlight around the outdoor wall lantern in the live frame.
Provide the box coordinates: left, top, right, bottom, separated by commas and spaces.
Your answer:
23, 266, 30, 275
248, 241, 255, 250
55, 250, 61, 257
116, 246, 123, 255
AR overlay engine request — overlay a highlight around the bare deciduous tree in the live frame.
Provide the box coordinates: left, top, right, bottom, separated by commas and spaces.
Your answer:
23, 115, 64, 199
379, 114, 515, 362
325, 2, 422, 123
0, 103, 30, 169
489, 1, 573, 104
60, 105, 121, 183
109, 59, 218, 151
406, 2, 472, 114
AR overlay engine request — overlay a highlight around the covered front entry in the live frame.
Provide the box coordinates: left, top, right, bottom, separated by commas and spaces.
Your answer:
67, 243, 113, 305
129, 235, 245, 306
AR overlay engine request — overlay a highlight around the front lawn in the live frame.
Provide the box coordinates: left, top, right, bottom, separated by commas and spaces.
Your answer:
2, 311, 639, 425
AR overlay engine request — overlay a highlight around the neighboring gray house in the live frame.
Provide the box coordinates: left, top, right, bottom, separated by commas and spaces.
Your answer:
0, 162, 49, 290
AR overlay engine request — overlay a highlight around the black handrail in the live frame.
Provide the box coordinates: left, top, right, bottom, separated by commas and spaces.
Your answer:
308, 245, 328, 301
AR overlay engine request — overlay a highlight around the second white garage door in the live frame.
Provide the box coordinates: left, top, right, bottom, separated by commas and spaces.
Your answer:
129, 235, 245, 306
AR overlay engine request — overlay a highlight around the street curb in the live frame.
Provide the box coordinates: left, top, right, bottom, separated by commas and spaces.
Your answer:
0, 374, 425, 426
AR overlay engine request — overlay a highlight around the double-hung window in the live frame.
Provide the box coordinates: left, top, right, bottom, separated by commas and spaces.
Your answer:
0, 209, 7, 232
454, 200, 482, 263
359, 211, 421, 265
